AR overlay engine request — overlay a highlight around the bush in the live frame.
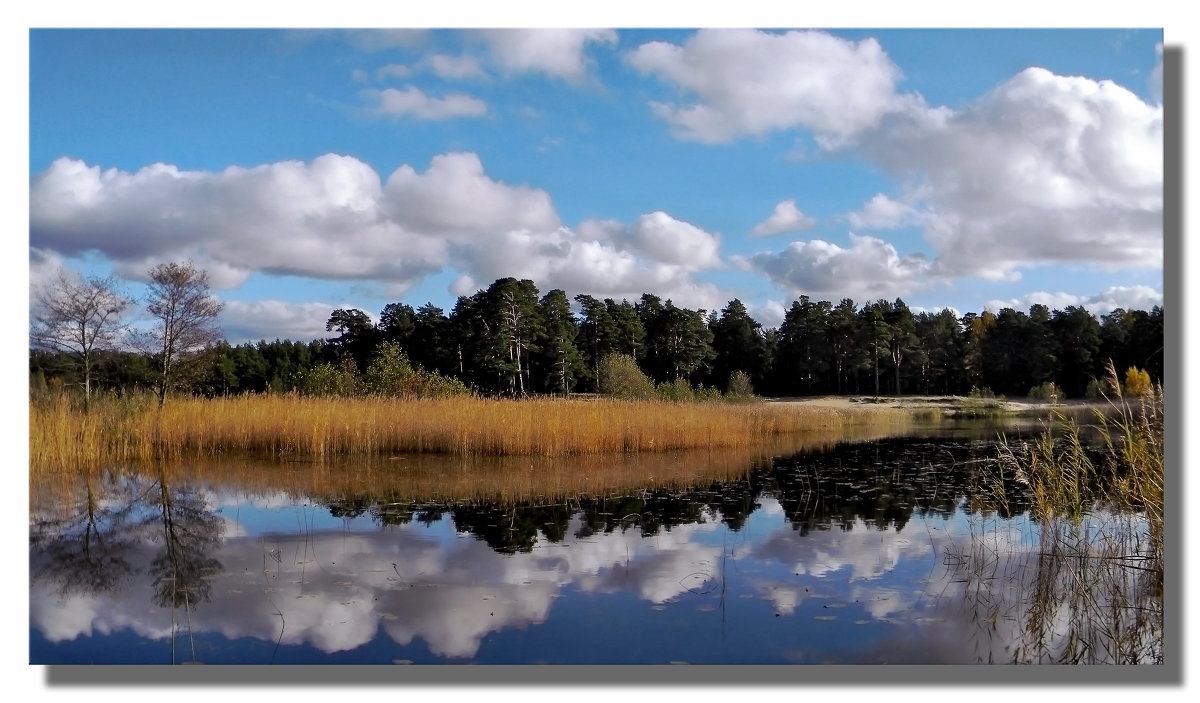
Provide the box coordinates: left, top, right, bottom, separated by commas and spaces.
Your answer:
1027, 381, 1063, 403
363, 342, 415, 395
726, 370, 755, 398
1124, 366, 1152, 398
299, 358, 360, 397
657, 377, 695, 403
363, 342, 471, 398
597, 353, 657, 400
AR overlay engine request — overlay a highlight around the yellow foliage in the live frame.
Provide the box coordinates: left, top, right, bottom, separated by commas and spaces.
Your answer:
1124, 366, 1152, 397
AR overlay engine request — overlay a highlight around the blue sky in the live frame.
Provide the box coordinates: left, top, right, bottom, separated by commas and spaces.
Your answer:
26, 23, 1166, 344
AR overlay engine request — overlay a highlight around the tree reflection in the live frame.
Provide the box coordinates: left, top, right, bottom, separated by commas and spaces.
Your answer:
144, 472, 224, 611
30, 472, 138, 598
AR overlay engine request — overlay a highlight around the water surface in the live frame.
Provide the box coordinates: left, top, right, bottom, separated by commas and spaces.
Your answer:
29, 420, 1160, 665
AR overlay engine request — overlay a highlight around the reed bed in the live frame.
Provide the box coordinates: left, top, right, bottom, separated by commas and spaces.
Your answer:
956, 364, 1165, 664
29, 392, 919, 472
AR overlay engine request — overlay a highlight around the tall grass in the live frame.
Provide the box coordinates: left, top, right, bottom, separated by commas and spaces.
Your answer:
955, 363, 1164, 664
30, 391, 920, 472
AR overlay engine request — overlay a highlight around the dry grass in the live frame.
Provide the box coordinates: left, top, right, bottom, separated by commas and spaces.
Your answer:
957, 363, 1165, 664
29, 391, 921, 472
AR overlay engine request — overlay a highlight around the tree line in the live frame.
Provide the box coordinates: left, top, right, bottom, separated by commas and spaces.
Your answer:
30, 268, 1164, 402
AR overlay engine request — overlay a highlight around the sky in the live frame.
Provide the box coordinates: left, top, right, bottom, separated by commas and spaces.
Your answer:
9, 5, 1195, 698
24, 23, 1167, 345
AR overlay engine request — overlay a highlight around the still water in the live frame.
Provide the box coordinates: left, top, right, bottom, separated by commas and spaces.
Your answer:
29, 420, 1161, 665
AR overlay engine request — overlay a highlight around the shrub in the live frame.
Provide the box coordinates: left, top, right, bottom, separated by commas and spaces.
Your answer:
657, 377, 695, 403
967, 386, 997, 400
1027, 381, 1063, 403
299, 358, 360, 397
597, 353, 657, 400
363, 342, 415, 395
1124, 366, 1152, 398
726, 370, 755, 398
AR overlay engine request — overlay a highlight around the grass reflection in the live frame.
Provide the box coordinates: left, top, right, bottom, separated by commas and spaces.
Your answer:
947, 368, 1164, 664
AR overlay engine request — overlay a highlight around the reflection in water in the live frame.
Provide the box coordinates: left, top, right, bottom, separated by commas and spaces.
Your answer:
29, 424, 1162, 664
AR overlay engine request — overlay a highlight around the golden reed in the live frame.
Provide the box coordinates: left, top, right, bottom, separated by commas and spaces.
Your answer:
30, 392, 919, 472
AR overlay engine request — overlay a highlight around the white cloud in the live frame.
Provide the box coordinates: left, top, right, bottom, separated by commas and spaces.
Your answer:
28, 248, 66, 309
629, 28, 916, 145
364, 86, 488, 120
383, 152, 561, 236
750, 199, 817, 237
848, 193, 925, 230
984, 285, 1162, 317
748, 300, 787, 329
427, 54, 487, 80
28, 153, 735, 330
741, 233, 936, 302
624, 211, 722, 269
472, 28, 617, 82
220, 300, 340, 344
859, 66, 1163, 280
375, 63, 412, 81
454, 220, 727, 313
30, 154, 448, 292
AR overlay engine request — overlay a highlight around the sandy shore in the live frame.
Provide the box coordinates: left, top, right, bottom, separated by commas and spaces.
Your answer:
763, 394, 1107, 416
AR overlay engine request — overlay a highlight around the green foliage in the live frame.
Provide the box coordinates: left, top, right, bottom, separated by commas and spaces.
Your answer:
299, 358, 361, 397
1027, 381, 1063, 403
363, 341, 416, 395
301, 345, 472, 400
656, 377, 695, 403
967, 386, 997, 400
597, 353, 657, 400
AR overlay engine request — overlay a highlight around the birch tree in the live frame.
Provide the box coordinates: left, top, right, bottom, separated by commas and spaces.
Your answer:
144, 262, 224, 407
31, 269, 131, 409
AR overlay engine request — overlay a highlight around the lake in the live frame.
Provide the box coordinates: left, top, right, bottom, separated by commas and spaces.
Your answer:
29, 416, 1162, 666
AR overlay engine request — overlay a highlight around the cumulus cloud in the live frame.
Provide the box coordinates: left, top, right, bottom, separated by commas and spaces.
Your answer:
984, 285, 1162, 317
629, 28, 917, 145
859, 66, 1162, 281
364, 86, 488, 120
30, 153, 456, 290
748, 300, 787, 329
750, 199, 817, 237
383, 152, 561, 236
220, 300, 342, 344
848, 193, 925, 230
456, 216, 727, 313
471, 28, 618, 82
740, 233, 936, 303
28, 248, 66, 307
29, 152, 735, 333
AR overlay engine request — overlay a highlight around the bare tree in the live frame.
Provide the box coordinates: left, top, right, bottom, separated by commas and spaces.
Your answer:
144, 262, 224, 407
31, 269, 131, 409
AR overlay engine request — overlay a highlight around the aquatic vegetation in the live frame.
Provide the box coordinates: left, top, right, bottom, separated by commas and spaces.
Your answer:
953, 363, 1164, 664
29, 391, 921, 471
